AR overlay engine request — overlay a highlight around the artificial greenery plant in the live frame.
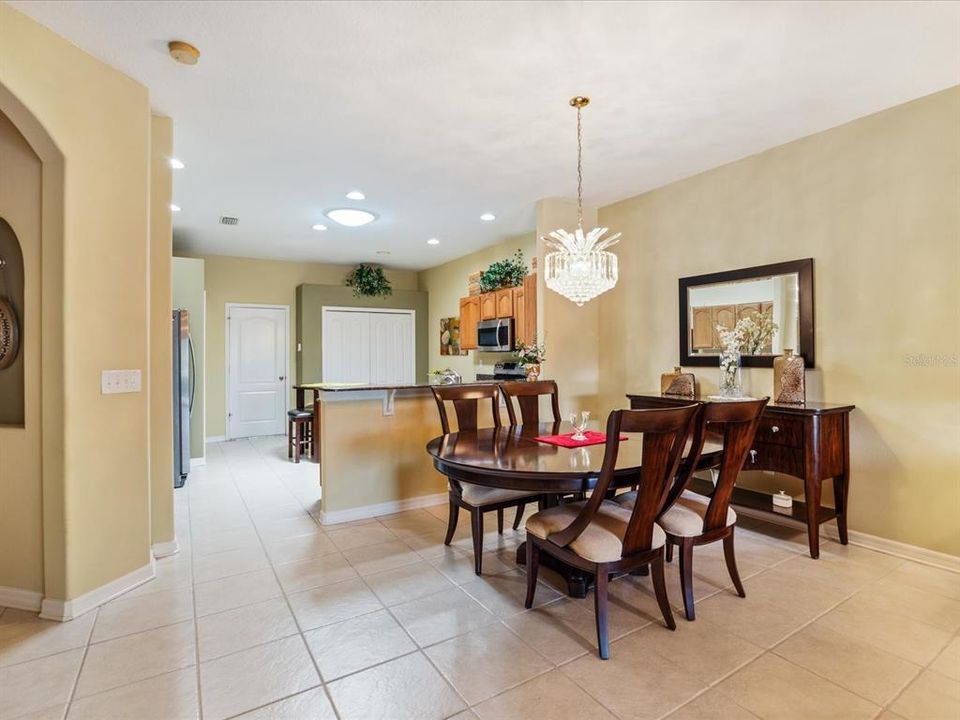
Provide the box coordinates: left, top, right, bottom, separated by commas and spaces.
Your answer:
478, 249, 528, 292
345, 263, 392, 297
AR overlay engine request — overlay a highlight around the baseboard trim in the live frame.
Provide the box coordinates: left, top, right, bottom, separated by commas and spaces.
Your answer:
207, 435, 226, 443
320, 492, 447, 526
0, 586, 43, 612
39, 559, 156, 622
190, 456, 206, 467
152, 539, 180, 559
736, 506, 960, 573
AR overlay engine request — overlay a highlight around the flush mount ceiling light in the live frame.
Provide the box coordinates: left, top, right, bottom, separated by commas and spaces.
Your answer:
542, 96, 620, 307
427, 238, 440, 245
312, 224, 327, 232
325, 208, 377, 227
169, 158, 185, 170
345, 190, 366, 200
170, 203, 181, 212
480, 213, 496, 222
168, 40, 200, 66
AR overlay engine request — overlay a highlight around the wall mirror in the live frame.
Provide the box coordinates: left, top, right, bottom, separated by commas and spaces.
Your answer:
679, 258, 814, 368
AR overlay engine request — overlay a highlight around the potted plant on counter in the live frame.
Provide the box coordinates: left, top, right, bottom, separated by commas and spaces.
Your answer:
515, 337, 546, 382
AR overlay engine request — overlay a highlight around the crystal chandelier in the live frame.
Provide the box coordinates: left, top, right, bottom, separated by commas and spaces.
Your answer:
543, 96, 620, 307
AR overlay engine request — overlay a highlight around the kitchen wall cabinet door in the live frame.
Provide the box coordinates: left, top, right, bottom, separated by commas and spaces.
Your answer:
513, 287, 526, 346
480, 292, 497, 321
459, 296, 479, 350
495, 288, 514, 318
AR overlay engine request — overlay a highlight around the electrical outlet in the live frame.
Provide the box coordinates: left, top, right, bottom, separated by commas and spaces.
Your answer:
101, 369, 142, 394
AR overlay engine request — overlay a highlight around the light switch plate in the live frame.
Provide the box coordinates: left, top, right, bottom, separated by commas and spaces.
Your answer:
101, 369, 142, 394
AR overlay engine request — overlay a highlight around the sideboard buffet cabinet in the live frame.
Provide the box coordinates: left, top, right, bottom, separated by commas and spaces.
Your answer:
627, 392, 855, 559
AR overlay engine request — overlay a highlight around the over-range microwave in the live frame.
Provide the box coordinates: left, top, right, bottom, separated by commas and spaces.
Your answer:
477, 318, 514, 352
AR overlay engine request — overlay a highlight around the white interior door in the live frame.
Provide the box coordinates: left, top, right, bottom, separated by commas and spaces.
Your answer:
228, 306, 288, 438
322, 308, 415, 385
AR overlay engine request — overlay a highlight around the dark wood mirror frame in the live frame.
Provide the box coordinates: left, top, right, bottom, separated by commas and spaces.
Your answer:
679, 258, 814, 368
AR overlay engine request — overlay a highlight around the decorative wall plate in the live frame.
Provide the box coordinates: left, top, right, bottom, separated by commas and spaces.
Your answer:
0, 297, 19, 370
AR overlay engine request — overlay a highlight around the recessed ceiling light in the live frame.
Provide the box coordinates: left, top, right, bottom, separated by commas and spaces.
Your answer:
312, 224, 327, 232
346, 190, 366, 200
325, 208, 377, 227
170, 203, 181, 212
169, 158, 185, 170
480, 212, 496, 222
427, 238, 440, 245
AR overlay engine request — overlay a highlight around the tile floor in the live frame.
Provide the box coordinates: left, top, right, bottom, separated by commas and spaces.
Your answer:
1, 436, 958, 719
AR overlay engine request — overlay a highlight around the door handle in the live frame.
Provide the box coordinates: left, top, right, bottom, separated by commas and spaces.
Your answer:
749, 449, 757, 464
771, 425, 780, 433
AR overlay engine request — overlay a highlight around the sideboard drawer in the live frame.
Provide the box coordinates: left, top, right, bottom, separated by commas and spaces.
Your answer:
754, 413, 803, 447
744, 441, 805, 477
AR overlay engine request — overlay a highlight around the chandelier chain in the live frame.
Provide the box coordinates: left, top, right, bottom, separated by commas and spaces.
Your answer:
576, 104, 583, 229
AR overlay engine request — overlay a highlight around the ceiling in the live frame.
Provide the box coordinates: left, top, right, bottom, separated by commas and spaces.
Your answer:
10, 1, 960, 270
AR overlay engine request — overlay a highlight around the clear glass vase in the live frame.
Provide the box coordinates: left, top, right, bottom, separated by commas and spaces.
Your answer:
719, 349, 743, 398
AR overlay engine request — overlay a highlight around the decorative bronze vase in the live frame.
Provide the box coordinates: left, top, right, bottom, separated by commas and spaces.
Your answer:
660, 366, 695, 397
774, 348, 805, 404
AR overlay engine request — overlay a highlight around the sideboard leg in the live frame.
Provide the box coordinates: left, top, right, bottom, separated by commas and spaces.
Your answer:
805, 476, 821, 559
833, 474, 850, 545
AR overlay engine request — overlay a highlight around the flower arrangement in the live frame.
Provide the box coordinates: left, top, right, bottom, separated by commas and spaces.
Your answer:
479, 250, 528, 292
515, 338, 546, 367
716, 311, 779, 396
345, 264, 392, 297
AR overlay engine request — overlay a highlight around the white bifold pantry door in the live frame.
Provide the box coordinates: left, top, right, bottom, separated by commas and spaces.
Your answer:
322, 308, 415, 386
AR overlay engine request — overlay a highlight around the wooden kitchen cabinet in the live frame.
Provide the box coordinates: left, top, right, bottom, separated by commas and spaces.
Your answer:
480, 293, 497, 321
495, 288, 514, 318
459, 296, 480, 349
513, 286, 526, 345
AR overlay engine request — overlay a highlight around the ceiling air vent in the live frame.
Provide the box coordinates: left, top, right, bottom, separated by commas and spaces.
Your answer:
219, 216, 239, 225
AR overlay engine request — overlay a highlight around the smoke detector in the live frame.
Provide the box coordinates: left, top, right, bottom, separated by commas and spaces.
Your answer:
168, 41, 200, 66
219, 216, 239, 226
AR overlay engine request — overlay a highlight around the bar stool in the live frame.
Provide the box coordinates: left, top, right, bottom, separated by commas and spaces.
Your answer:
287, 408, 313, 463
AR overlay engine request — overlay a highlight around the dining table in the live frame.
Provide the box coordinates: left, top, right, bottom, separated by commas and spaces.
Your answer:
426, 421, 723, 597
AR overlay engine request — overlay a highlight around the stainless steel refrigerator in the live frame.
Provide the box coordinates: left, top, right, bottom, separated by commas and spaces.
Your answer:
173, 309, 196, 488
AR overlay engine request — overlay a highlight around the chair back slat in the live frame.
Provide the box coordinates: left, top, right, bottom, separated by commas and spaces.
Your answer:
700, 399, 768, 531
500, 380, 561, 425
431, 385, 502, 434
547, 404, 699, 557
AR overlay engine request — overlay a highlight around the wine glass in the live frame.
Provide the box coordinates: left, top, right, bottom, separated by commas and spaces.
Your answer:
569, 410, 590, 441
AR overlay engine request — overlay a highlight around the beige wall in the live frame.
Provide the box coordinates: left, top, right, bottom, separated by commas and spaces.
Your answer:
1, 2, 154, 601
597, 87, 960, 556
178, 254, 418, 439
149, 115, 175, 547
172, 257, 206, 457
0, 108, 43, 594
418, 233, 536, 381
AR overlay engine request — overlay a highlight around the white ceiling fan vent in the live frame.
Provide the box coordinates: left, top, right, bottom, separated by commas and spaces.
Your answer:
219, 216, 239, 225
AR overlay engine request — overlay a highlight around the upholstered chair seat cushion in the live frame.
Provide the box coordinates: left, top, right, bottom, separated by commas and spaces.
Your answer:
460, 483, 536, 506
616, 489, 737, 537
526, 500, 665, 563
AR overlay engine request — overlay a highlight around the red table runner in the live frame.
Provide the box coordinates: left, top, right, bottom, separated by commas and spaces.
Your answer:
534, 431, 627, 448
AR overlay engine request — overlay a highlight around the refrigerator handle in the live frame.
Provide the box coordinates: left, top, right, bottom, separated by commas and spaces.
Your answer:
187, 333, 197, 415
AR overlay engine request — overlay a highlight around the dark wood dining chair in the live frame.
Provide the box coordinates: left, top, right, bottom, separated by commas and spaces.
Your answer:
616, 397, 768, 621
499, 380, 562, 426
524, 404, 700, 659
431, 385, 541, 575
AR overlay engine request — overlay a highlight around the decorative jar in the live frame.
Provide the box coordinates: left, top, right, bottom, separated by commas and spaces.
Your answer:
525, 364, 541, 382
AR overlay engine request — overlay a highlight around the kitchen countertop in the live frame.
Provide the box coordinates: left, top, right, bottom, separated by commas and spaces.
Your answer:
297, 378, 536, 393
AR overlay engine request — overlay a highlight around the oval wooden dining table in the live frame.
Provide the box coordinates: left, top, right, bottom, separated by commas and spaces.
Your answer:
426, 421, 723, 597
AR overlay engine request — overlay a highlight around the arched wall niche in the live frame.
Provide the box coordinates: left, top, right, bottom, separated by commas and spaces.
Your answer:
0, 216, 25, 426
0, 83, 66, 602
